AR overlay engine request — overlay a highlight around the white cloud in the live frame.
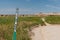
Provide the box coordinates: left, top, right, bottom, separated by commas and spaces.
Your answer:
0, 8, 32, 14
0, 8, 40, 14
48, 0, 60, 2
46, 5, 60, 9
25, 0, 31, 2
19, 8, 32, 11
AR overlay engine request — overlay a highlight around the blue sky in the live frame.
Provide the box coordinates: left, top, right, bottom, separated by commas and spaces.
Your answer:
0, 0, 60, 14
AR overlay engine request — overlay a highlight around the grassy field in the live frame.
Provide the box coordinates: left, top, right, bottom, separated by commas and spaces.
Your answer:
45, 15, 60, 24
0, 16, 14, 40
0, 15, 60, 40
0, 16, 44, 40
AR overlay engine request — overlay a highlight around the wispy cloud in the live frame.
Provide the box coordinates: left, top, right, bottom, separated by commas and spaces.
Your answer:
48, 0, 60, 2
0, 8, 32, 14
52, 0, 58, 1
19, 8, 32, 12
25, 0, 31, 2
46, 5, 60, 9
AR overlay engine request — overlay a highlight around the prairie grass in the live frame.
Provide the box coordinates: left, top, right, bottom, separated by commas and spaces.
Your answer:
45, 15, 60, 24
0, 16, 44, 40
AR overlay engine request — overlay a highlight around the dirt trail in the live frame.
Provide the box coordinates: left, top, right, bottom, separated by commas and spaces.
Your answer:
41, 18, 51, 26
41, 25, 60, 40
31, 18, 49, 40
31, 26, 44, 40
31, 25, 60, 40
31, 18, 60, 40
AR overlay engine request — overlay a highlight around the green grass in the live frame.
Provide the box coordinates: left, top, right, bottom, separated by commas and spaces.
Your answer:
45, 15, 60, 24
0, 16, 44, 40
0, 16, 14, 40
17, 17, 44, 40
0, 16, 15, 25
18, 17, 44, 25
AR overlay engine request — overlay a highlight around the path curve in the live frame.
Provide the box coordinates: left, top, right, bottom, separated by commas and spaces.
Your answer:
41, 18, 51, 26
31, 26, 44, 40
31, 18, 51, 40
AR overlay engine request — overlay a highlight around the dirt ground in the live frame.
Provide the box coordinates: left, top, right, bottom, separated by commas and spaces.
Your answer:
31, 25, 60, 40
31, 18, 60, 40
